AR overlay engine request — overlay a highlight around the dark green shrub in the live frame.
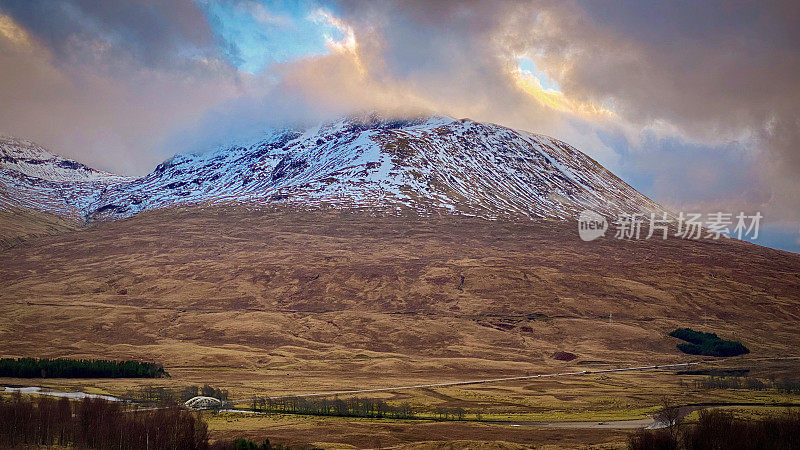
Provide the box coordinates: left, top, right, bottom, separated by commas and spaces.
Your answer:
628, 429, 677, 450
232, 438, 271, 450
669, 328, 749, 357
669, 328, 719, 345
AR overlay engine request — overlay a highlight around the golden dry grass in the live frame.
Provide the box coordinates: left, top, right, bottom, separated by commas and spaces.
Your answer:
0, 206, 77, 250
1, 205, 799, 447
203, 412, 629, 449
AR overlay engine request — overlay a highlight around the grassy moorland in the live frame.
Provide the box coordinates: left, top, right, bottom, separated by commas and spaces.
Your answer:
0, 205, 76, 250
1, 205, 799, 447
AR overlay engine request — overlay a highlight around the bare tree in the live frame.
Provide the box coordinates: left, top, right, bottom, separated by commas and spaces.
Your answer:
654, 397, 683, 440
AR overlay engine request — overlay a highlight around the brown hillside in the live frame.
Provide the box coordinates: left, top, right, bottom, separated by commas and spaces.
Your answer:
0, 205, 78, 250
1, 206, 797, 378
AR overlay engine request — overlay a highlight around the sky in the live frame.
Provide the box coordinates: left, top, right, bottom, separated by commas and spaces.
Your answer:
0, 0, 798, 252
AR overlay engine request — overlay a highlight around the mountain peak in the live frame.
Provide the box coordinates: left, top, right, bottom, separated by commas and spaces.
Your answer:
1, 135, 56, 161
335, 111, 454, 130
0, 117, 664, 221
0, 135, 127, 184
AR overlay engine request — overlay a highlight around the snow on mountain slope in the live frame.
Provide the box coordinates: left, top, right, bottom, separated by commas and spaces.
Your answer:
0, 136, 133, 216
0, 115, 665, 221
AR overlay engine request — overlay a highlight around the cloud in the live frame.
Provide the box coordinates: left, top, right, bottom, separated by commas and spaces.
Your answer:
0, 0, 798, 230
513, 1, 800, 218
242, 1, 292, 27
0, 1, 248, 175
0, 0, 223, 70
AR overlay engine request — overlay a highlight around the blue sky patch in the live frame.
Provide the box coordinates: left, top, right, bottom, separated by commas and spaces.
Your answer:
517, 57, 560, 92
200, 0, 344, 74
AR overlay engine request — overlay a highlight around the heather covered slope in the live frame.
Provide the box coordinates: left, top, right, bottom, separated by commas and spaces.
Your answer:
0, 206, 797, 375
0, 205, 77, 250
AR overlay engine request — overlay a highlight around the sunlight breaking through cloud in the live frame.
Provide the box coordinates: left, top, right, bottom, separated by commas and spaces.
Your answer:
511, 65, 616, 121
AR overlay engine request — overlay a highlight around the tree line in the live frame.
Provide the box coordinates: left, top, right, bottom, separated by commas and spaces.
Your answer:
696, 375, 800, 394
123, 384, 229, 406
0, 394, 205, 449
0, 394, 305, 449
250, 396, 416, 419
0, 357, 167, 378
629, 408, 800, 450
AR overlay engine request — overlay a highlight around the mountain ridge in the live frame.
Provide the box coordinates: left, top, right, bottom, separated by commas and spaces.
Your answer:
0, 114, 665, 222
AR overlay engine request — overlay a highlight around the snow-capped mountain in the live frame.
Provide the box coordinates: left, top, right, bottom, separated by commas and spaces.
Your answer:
0, 136, 132, 216
0, 115, 664, 221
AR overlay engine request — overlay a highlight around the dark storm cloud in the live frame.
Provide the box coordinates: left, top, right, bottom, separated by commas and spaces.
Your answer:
0, 0, 250, 175
553, 1, 800, 136
0, 0, 223, 70
518, 1, 800, 217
